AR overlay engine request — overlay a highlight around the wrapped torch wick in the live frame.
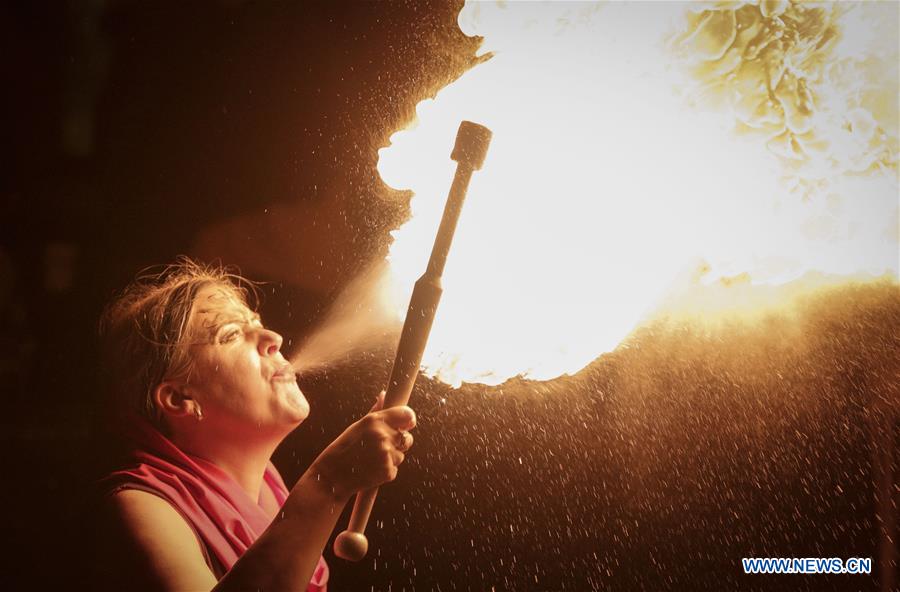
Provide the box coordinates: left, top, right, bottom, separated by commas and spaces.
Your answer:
333, 120, 493, 562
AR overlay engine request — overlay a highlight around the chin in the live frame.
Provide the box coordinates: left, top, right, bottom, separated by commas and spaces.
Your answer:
283, 387, 311, 422
290, 399, 310, 422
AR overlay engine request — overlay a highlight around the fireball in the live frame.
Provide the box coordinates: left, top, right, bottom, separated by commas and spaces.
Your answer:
377, 1, 897, 387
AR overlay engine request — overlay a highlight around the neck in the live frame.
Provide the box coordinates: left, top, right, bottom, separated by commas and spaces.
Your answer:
171, 423, 286, 502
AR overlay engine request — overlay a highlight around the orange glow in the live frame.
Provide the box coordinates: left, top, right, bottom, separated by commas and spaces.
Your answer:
377, 1, 898, 387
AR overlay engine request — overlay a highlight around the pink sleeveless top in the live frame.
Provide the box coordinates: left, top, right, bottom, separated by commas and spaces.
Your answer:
103, 416, 328, 590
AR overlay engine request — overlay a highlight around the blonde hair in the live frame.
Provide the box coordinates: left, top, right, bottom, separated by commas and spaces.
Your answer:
99, 257, 258, 428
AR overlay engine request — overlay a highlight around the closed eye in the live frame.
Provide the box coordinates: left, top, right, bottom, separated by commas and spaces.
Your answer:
219, 327, 242, 344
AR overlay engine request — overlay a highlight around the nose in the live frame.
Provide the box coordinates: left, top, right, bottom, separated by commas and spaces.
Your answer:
257, 328, 283, 357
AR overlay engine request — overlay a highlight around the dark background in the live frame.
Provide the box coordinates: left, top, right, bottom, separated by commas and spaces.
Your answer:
2, 1, 897, 591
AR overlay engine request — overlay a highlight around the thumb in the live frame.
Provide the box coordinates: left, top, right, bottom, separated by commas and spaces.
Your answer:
368, 390, 386, 413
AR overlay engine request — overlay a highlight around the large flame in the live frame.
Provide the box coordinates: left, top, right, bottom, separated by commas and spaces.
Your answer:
377, 1, 898, 387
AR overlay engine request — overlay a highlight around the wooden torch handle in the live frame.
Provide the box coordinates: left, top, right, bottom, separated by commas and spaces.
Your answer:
333, 121, 492, 562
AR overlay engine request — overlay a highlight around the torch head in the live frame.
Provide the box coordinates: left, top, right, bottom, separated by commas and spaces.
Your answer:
451, 121, 493, 170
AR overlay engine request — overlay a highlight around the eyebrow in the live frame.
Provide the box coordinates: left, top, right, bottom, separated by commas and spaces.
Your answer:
195, 307, 260, 321
194, 309, 262, 338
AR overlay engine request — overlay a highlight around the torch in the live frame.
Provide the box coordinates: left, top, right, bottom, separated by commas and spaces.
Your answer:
333, 120, 493, 561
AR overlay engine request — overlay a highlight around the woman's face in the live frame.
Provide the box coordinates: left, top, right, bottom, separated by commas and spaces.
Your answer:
181, 284, 309, 434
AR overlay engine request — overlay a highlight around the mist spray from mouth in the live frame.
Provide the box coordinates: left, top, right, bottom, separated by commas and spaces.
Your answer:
289, 260, 402, 377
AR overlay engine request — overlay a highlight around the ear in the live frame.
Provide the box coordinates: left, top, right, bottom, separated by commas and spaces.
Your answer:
153, 381, 199, 419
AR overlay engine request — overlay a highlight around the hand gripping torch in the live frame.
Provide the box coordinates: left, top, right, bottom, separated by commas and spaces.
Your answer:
333, 121, 493, 561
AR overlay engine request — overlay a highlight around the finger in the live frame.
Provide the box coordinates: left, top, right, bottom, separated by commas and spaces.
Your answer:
389, 448, 406, 467
395, 430, 414, 452
368, 390, 386, 413
376, 406, 417, 430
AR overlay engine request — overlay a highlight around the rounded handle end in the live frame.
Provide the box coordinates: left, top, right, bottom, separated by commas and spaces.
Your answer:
334, 530, 369, 562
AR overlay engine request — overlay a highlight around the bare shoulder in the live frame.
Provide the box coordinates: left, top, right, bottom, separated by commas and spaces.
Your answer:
97, 489, 218, 591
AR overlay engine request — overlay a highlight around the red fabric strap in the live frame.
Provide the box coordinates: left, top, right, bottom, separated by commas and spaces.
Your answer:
103, 416, 328, 590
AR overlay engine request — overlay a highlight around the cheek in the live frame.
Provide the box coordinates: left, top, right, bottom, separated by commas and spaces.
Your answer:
224, 356, 264, 395
194, 351, 263, 402
239, 356, 265, 387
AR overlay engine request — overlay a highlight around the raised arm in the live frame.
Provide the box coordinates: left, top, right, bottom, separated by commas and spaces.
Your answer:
102, 405, 416, 591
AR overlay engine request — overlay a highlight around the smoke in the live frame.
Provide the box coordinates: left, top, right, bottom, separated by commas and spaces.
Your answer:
289, 260, 402, 376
